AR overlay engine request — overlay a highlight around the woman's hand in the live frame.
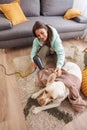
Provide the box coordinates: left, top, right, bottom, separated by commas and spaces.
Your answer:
54, 68, 62, 77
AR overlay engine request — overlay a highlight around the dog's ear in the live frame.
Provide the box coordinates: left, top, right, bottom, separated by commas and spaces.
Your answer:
47, 73, 56, 84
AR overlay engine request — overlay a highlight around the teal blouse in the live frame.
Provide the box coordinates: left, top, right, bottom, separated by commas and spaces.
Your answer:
30, 25, 65, 69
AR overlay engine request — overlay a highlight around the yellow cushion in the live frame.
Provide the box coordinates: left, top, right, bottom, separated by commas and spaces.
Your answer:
0, 1, 28, 25
64, 8, 82, 19
81, 68, 87, 97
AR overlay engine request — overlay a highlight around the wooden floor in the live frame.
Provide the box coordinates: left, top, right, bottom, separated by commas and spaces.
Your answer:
0, 39, 87, 130
0, 47, 30, 130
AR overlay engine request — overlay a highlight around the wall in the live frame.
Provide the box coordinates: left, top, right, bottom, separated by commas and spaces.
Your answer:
73, 0, 87, 16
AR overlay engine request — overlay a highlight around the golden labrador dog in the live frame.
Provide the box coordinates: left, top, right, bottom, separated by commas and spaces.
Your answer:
31, 62, 82, 114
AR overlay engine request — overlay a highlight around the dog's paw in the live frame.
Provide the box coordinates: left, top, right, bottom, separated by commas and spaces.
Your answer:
31, 93, 38, 99
32, 107, 42, 114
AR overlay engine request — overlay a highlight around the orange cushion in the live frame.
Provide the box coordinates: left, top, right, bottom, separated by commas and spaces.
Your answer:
0, 1, 28, 25
81, 68, 87, 96
64, 8, 82, 19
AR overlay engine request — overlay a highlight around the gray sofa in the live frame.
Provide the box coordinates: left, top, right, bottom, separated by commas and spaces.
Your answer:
0, 0, 87, 48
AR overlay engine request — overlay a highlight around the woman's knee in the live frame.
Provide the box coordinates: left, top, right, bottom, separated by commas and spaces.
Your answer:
38, 45, 49, 58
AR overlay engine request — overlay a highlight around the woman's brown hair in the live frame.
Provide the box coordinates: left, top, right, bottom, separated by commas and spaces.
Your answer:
32, 21, 52, 47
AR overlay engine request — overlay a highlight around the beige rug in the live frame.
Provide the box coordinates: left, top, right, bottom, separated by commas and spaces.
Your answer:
13, 39, 87, 130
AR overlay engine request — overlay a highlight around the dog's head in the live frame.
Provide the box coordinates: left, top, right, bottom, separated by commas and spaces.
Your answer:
37, 73, 66, 106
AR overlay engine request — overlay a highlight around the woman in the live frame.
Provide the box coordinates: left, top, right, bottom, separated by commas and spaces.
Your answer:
30, 21, 65, 76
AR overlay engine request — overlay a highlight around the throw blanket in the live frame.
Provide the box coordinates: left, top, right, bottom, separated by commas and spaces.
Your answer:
36, 68, 87, 112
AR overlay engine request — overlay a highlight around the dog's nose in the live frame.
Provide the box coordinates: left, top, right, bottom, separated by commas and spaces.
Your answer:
39, 99, 45, 105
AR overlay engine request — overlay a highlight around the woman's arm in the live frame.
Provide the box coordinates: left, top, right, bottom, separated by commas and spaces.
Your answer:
53, 37, 65, 69
30, 38, 41, 61
50, 25, 65, 69
54, 37, 65, 76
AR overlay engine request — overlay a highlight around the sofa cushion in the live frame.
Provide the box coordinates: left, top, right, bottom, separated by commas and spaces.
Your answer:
20, 0, 40, 16
73, 16, 87, 23
0, 14, 12, 30
40, 0, 73, 16
64, 8, 82, 19
0, 1, 28, 25
0, 16, 87, 41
